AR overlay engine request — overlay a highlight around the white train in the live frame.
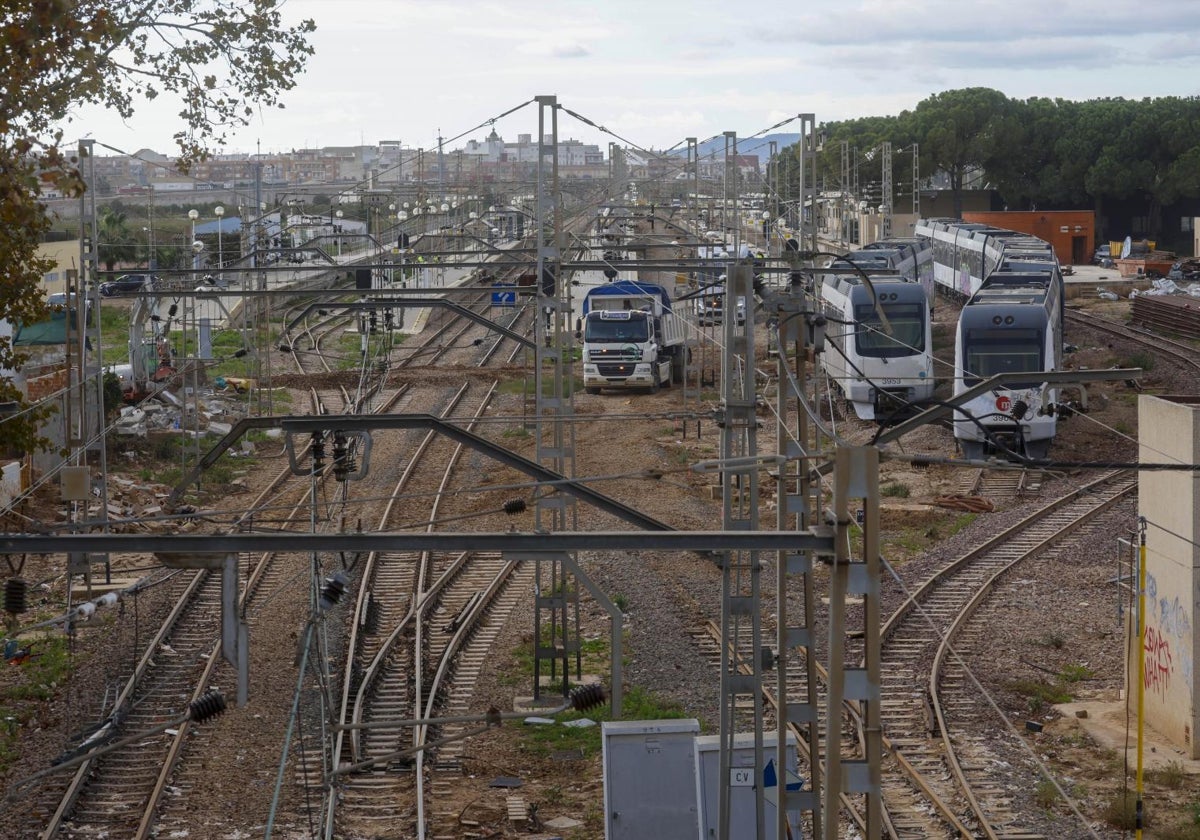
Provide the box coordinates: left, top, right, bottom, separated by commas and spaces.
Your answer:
816, 240, 935, 422
914, 218, 1056, 297
854, 237, 936, 303
914, 218, 1064, 460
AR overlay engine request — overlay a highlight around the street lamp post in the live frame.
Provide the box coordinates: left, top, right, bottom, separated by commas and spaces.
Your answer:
188, 209, 199, 281
396, 210, 408, 284
214, 205, 225, 275
335, 209, 344, 257
761, 210, 771, 253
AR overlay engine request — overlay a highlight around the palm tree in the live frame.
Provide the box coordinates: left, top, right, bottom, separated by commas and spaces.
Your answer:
97, 207, 138, 276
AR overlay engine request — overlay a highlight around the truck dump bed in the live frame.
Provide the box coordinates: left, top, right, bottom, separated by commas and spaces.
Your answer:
582, 280, 674, 314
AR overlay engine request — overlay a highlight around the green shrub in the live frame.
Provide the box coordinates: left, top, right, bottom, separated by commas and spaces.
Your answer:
1034, 779, 1059, 808
1060, 663, 1093, 683
1008, 678, 1073, 707
1147, 760, 1187, 790
1103, 791, 1139, 830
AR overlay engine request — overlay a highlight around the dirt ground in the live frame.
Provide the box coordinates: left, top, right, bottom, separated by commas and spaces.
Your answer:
3, 286, 1200, 838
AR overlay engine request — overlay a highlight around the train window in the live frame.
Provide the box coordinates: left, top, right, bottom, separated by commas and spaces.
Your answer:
963, 328, 1042, 386
855, 303, 925, 357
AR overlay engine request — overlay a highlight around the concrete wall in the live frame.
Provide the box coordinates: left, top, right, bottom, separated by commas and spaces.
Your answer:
0, 461, 25, 509
1136, 394, 1200, 756
36, 238, 82, 298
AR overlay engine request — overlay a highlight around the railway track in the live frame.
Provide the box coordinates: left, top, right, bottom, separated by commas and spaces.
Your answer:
1065, 307, 1200, 373
949, 468, 1043, 500
35, 372, 415, 837
28, 218, 603, 837
696, 470, 1135, 839
882, 469, 1137, 839
324, 379, 535, 838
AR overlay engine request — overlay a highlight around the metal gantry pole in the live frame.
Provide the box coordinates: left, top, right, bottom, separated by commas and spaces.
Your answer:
723, 132, 738, 251
531, 95, 580, 704
772, 281, 822, 839
717, 257, 765, 840
840, 140, 850, 250
715, 129, 772, 839
881, 142, 893, 241
798, 114, 817, 254
78, 139, 110, 572
687, 137, 699, 230
912, 143, 921, 219
824, 447, 882, 840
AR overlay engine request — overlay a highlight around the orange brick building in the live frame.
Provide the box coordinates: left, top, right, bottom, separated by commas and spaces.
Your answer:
962, 210, 1095, 266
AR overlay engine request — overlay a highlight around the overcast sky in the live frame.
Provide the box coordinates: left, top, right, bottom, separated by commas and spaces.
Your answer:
63, 0, 1200, 159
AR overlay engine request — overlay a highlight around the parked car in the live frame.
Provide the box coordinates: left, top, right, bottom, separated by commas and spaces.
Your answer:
697, 292, 747, 327
99, 274, 152, 296
1092, 244, 1112, 265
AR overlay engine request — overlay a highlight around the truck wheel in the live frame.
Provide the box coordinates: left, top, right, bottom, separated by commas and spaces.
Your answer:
585, 387, 601, 395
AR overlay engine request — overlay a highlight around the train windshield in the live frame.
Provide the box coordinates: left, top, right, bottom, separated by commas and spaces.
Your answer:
854, 303, 925, 357
963, 328, 1042, 386
584, 318, 650, 343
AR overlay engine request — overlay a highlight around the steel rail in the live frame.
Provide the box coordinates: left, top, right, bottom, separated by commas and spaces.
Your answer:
929, 473, 1136, 839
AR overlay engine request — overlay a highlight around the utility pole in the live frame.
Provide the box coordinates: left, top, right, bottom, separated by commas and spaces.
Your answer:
531, 95, 583, 709
881, 141, 893, 241
437, 132, 444, 195
912, 143, 920, 220
798, 113, 816, 254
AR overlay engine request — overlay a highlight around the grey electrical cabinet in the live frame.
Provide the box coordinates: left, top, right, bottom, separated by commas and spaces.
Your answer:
693, 732, 804, 839
602, 718, 701, 840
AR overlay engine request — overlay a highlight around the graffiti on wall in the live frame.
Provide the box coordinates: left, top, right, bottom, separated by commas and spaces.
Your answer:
1141, 571, 1195, 698
1145, 626, 1175, 698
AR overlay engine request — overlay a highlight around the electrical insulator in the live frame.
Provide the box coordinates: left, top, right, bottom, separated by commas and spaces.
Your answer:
503, 499, 527, 515
4, 579, 28, 615
568, 683, 607, 712
319, 572, 349, 612
188, 689, 227, 722
310, 431, 326, 474
332, 431, 355, 481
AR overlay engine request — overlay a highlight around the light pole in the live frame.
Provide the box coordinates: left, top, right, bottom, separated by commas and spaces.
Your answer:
761, 210, 771, 253
141, 226, 156, 271
396, 210, 408, 284
188, 209, 199, 280
335, 209, 343, 257
214, 205, 225, 274
191, 240, 204, 285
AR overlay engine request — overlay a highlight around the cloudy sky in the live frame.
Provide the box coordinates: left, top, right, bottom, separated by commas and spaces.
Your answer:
63, 0, 1200, 158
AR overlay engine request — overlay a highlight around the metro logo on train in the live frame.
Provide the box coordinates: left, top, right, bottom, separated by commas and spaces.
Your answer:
996, 395, 1011, 412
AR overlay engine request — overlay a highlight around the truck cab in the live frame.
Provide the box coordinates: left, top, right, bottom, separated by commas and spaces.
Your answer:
579, 280, 686, 394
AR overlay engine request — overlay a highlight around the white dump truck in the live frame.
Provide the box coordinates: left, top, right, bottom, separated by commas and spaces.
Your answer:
579, 281, 687, 394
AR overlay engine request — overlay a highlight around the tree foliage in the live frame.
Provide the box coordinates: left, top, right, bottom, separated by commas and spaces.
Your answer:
0, 0, 315, 453
97, 207, 138, 274
774, 89, 1200, 245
